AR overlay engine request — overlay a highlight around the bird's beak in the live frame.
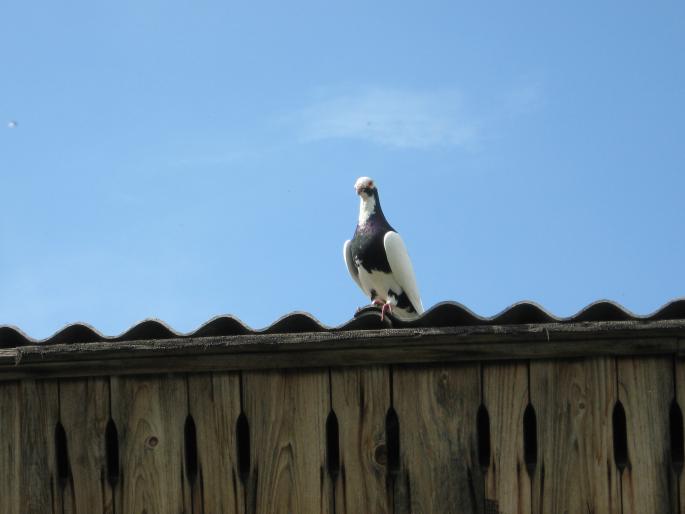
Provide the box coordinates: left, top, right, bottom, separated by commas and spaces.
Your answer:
355, 184, 363, 195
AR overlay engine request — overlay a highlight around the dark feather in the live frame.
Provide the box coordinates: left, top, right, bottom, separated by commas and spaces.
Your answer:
349, 189, 394, 274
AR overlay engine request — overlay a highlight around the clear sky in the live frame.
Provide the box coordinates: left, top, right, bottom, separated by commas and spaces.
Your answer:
1, 1, 684, 338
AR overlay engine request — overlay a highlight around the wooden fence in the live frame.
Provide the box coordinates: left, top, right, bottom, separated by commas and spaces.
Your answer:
1, 317, 685, 513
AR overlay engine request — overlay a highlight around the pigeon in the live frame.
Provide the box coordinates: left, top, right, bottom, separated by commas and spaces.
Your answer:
343, 177, 424, 321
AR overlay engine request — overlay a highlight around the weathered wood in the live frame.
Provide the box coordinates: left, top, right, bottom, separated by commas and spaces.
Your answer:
59, 378, 113, 514
18, 380, 61, 513
187, 372, 245, 513
0, 324, 681, 381
330, 366, 392, 514
0, 381, 19, 514
0, 323, 682, 512
392, 364, 483, 514
619, 357, 677, 513
530, 358, 619, 514
482, 362, 531, 514
242, 368, 332, 514
675, 357, 685, 514
110, 375, 191, 513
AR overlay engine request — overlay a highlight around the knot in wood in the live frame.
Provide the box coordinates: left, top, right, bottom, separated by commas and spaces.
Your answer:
374, 444, 387, 466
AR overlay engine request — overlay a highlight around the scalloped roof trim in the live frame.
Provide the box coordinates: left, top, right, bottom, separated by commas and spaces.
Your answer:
1, 298, 684, 347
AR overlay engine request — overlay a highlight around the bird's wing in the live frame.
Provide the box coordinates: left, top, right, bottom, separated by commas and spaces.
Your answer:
383, 231, 424, 314
343, 240, 364, 292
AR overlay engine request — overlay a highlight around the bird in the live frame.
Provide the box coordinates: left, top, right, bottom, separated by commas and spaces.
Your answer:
343, 176, 424, 321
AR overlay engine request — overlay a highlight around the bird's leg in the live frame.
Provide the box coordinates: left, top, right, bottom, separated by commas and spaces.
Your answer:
380, 302, 392, 321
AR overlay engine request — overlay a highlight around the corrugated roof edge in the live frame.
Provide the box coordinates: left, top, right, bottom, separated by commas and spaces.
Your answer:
1, 298, 684, 348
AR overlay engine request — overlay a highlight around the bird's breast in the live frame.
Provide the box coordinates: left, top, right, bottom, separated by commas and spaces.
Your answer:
357, 267, 401, 301
350, 230, 391, 274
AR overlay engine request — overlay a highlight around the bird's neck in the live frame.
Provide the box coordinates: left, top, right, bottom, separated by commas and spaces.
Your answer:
358, 190, 386, 227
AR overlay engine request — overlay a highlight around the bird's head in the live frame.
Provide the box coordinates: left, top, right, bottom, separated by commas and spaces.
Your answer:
354, 177, 376, 198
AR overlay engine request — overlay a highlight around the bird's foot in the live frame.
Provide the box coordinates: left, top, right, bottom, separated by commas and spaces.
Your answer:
372, 299, 384, 307
380, 302, 392, 321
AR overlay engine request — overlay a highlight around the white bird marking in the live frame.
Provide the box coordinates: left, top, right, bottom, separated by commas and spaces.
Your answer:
384, 231, 424, 316
358, 193, 376, 225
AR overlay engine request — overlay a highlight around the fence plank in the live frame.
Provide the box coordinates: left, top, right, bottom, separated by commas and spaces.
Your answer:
59, 378, 113, 514
19, 379, 61, 513
675, 358, 685, 514
0, 381, 19, 514
393, 364, 482, 514
330, 366, 392, 514
619, 356, 676, 513
242, 368, 331, 514
530, 358, 619, 514
482, 362, 531, 514
187, 372, 245, 514
110, 375, 191, 514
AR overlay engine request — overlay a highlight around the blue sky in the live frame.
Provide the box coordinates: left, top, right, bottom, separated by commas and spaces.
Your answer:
1, 1, 684, 338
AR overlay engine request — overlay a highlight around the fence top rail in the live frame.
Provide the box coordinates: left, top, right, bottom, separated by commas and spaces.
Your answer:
0, 315, 685, 381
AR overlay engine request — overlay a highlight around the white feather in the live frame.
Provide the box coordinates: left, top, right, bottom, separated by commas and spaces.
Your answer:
343, 240, 363, 291
383, 231, 424, 315
357, 194, 377, 225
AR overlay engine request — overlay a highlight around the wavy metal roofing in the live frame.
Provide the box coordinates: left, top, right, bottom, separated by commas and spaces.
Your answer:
1, 298, 684, 348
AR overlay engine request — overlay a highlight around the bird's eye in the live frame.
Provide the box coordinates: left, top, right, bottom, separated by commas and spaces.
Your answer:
368, 181, 374, 188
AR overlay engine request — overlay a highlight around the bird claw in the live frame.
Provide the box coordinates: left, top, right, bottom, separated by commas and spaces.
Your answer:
380, 303, 392, 322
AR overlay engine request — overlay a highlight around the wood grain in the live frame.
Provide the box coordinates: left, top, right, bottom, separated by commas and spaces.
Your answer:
2, 322, 682, 381
675, 357, 685, 514
110, 375, 191, 513
0, 381, 19, 514
482, 362, 531, 514
619, 356, 676, 513
59, 378, 113, 514
187, 372, 245, 514
242, 368, 332, 514
530, 357, 619, 514
392, 364, 482, 514
18, 379, 61, 514
330, 366, 392, 514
